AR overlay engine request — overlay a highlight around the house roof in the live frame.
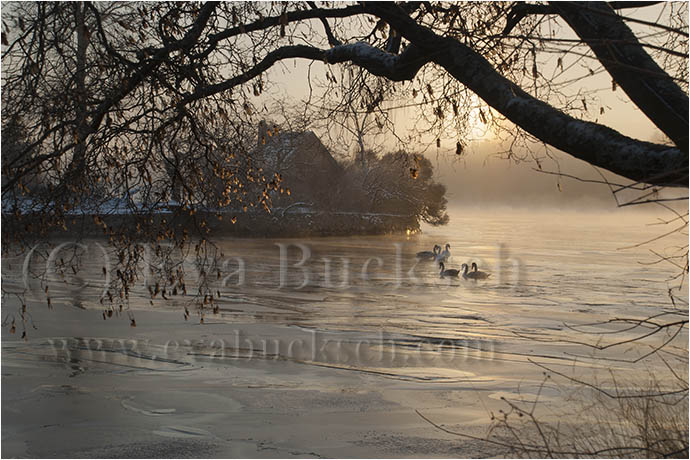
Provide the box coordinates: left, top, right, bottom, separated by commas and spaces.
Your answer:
256, 122, 341, 174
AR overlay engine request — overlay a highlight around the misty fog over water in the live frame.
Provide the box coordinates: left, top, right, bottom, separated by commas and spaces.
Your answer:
2, 202, 687, 457
430, 143, 687, 210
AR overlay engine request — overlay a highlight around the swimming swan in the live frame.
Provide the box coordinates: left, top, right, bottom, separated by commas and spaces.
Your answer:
463, 262, 490, 280
439, 262, 460, 278
435, 243, 451, 264
417, 244, 440, 260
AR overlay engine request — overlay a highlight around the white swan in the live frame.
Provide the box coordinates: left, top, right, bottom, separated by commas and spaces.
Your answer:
417, 244, 440, 261
463, 262, 490, 280
439, 262, 460, 278
435, 243, 451, 264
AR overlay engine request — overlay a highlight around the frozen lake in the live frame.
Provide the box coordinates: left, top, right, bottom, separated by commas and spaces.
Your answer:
2, 206, 687, 457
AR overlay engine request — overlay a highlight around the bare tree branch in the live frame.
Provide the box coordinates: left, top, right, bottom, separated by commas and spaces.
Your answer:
554, 1, 689, 153
365, 3, 689, 187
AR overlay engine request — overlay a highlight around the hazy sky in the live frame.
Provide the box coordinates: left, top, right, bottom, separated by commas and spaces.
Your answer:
252, 2, 684, 208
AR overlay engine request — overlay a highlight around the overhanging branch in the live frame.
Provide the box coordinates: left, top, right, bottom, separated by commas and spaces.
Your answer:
553, 1, 689, 153
182, 41, 429, 105
502, 1, 683, 36
366, 3, 688, 187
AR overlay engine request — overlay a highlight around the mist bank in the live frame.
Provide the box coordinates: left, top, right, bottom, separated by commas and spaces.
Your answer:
431, 141, 687, 211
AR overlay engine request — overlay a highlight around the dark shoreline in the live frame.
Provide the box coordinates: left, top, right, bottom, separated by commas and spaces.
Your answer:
2, 210, 421, 239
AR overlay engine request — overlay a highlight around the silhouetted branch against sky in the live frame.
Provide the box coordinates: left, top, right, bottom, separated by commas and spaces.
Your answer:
2, 2, 687, 193
1, 1, 687, 242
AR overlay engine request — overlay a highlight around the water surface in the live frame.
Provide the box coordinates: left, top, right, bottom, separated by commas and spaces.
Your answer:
2, 206, 687, 457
